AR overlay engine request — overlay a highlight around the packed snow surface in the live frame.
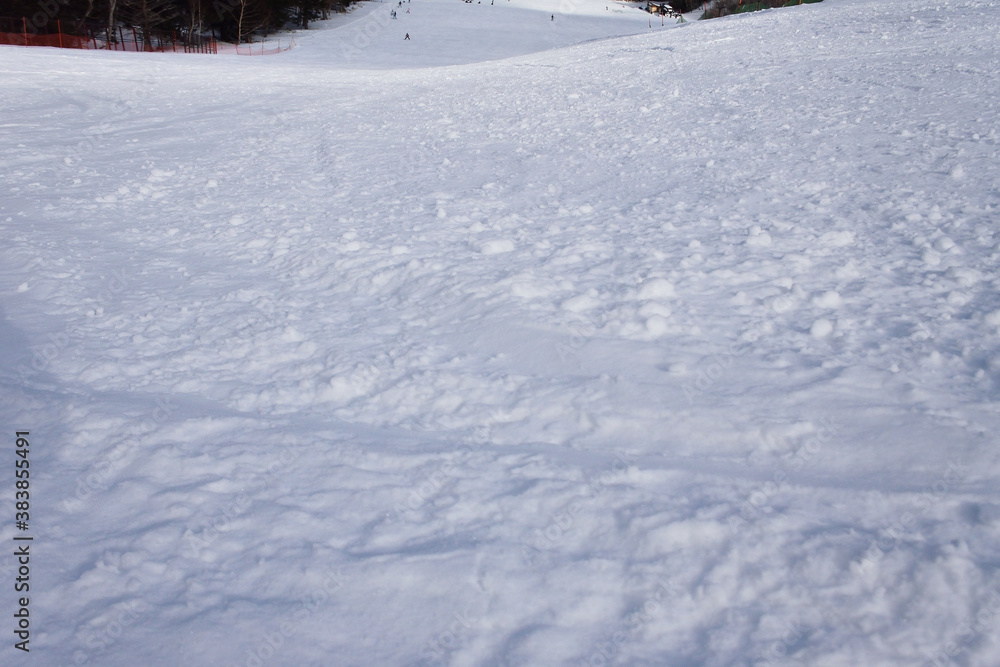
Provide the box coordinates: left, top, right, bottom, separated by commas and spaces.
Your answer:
2, 0, 1000, 664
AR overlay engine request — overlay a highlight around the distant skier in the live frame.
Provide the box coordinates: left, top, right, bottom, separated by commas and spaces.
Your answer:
551, 13, 554, 20
404, 33, 410, 40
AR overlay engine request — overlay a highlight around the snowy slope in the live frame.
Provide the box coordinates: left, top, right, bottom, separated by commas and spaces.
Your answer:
2, 0, 1000, 665
283, 0, 656, 68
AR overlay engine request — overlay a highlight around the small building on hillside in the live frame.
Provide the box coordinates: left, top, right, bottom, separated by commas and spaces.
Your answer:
645, 1, 679, 15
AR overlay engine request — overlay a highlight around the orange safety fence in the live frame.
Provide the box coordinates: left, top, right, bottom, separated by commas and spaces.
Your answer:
0, 31, 94, 49
218, 38, 296, 56
93, 36, 218, 53
0, 32, 298, 55
0, 29, 217, 53
0, 18, 294, 55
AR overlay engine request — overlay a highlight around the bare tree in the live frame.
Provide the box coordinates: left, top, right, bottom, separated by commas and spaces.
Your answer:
107, 0, 118, 41
233, 0, 266, 44
187, 0, 200, 41
123, 0, 176, 47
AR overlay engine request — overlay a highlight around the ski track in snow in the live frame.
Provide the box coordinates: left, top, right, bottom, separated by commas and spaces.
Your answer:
2, 0, 1000, 664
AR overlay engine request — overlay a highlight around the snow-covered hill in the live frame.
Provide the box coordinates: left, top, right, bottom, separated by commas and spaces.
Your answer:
283, 0, 656, 68
2, 0, 1000, 664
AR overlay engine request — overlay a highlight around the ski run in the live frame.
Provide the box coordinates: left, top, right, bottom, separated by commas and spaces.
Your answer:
2, 0, 1000, 664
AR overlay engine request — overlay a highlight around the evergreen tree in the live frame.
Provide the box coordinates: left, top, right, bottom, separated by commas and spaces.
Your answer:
2, 0, 357, 42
